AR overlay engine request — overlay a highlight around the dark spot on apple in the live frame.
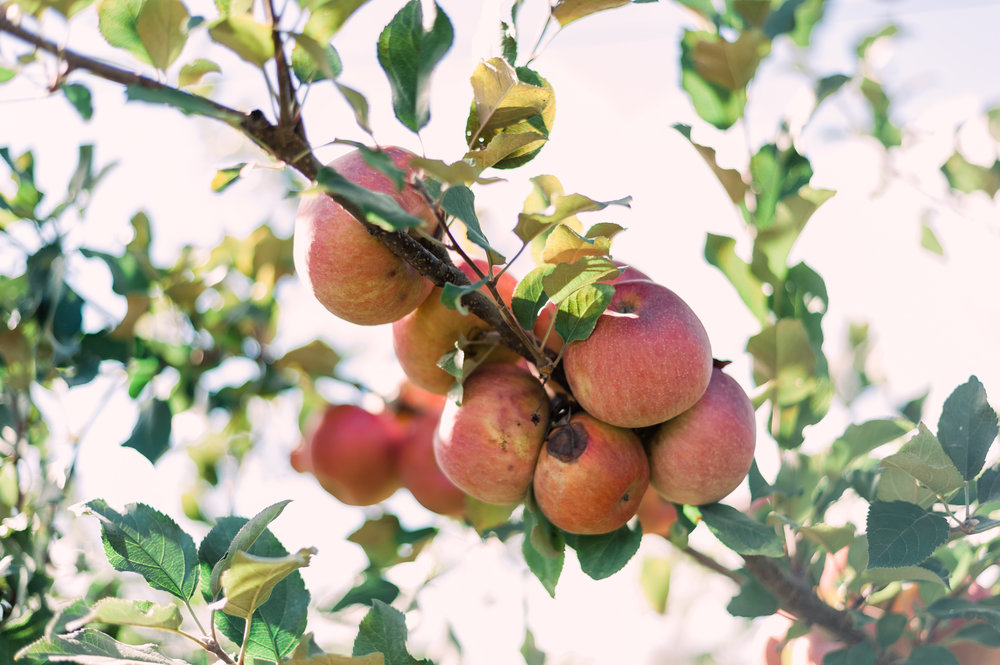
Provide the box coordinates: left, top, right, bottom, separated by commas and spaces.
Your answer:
507, 464, 514, 471
546, 422, 587, 463
621, 492, 630, 503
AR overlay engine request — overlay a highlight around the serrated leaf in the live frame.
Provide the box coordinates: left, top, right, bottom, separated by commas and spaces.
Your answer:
68, 598, 183, 632
468, 57, 552, 139
699, 503, 784, 557
704, 233, 768, 323
553, 281, 614, 345
522, 507, 564, 597
209, 500, 293, 598
551, 0, 630, 26
62, 84, 93, 121
82, 500, 199, 600
377, 0, 453, 133
880, 424, 965, 496
315, 167, 425, 231
938, 376, 998, 480
515, 193, 631, 244
977, 465, 1000, 504
865, 500, 949, 568
440, 185, 505, 263
208, 15, 274, 67
178, 58, 220, 87
122, 398, 172, 464
353, 600, 427, 665
511, 266, 552, 330
291, 32, 343, 83
15, 628, 186, 664
563, 522, 642, 580
218, 548, 316, 618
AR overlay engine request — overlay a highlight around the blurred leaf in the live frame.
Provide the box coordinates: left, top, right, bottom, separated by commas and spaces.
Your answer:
464, 497, 516, 535
331, 572, 400, 612
522, 508, 563, 597
920, 220, 944, 256
69, 598, 183, 632
564, 522, 642, 580
748, 143, 814, 230
747, 318, 816, 405
673, 124, 746, 204
898, 645, 960, 665
275, 340, 340, 379
876, 467, 937, 508
680, 29, 769, 129
211, 163, 245, 192
520, 628, 545, 665
353, 601, 429, 665
553, 281, 614, 345
16, 629, 185, 664
288, 655, 384, 665
315, 167, 425, 231
348, 515, 437, 570
926, 596, 1000, 629
208, 15, 274, 67
866, 500, 948, 568
98, 0, 190, 70
377, 0, 453, 133
82, 499, 199, 600
880, 424, 964, 497
727, 573, 778, 617
178, 58, 221, 87
704, 233, 768, 323
798, 524, 854, 553
440, 185, 506, 263
218, 548, 316, 618
551, 0, 629, 26
336, 83, 373, 134
823, 641, 876, 665
826, 419, 911, 472
941, 152, 1000, 197
123, 398, 172, 464
126, 85, 243, 123
763, 0, 824, 46
62, 84, 93, 121
938, 376, 998, 480
209, 499, 292, 598
127, 356, 161, 398
860, 77, 901, 149
699, 503, 783, 557
639, 556, 672, 614
299, 0, 371, 41
977, 465, 1000, 505
291, 33, 343, 83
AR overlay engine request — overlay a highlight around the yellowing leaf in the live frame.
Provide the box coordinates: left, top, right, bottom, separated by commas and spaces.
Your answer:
178, 58, 221, 88
209, 15, 275, 67
68, 598, 183, 632
469, 57, 553, 140
541, 224, 611, 265
689, 29, 769, 91
465, 131, 546, 172
217, 548, 316, 618
286, 655, 384, 665
551, 0, 630, 26
134, 0, 189, 70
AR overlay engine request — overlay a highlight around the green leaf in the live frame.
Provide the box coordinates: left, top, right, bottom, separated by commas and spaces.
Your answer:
347, 515, 437, 570
860, 564, 949, 587
468, 57, 553, 140
299, 0, 371, 41
314, 167, 425, 231
331, 572, 400, 612
122, 398, 172, 464
522, 507, 564, 597
377, 0, 453, 133
71, 598, 183, 632
553, 282, 614, 346
125, 85, 243, 123
217, 548, 316, 618
798, 524, 854, 553
209, 499, 293, 598
747, 318, 817, 405
898, 645, 960, 665
564, 522, 642, 580
178, 58, 221, 87
673, 124, 746, 204
211, 163, 246, 192
860, 77, 902, 149
511, 266, 553, 330
290, 32, 343, 83
542, 256, 618, 304
865, 501, 949, 568
464, 497, 516, 535
876, 467, 937, 508
97, 0, 188, 70
515, 193, 631, 244
465, 131, 547, 172
520, 628, 545, 665
826, 419, 911, 472
440, 185, 505, 263
439, 280, 482, 316
353, 600, 427, 665
81, 499, 199, 600
937, 376, 998, 480
920, 220, 944, 256
977, 465, 1000, 504
880, 424, 964, 497
62, 83, 93, 121
748, 142, 813, 230
639, 556, 672, 614
335, 83, 373, 134
941, 152, 1000, 196
822, 641, 876, 665
699, 503, 784, 557
16, 628, 185, 664
704, 233, 767, 323
551, 0, 630, 26
680, 29, 769, 129
726, 574, 779, 617
208, 15, 274, 67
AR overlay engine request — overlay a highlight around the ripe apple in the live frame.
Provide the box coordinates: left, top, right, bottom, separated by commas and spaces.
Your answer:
395, 399, 468, 518
392, 258, 519, 395
532, 260, 650, 353
433, 363, 550, 505
562, 279, 713, 428
295, 403, 402, 506
635, 487, 678, 537
532, 412, 649, 535
293, 146, 437, 325
647, 364, 756, 505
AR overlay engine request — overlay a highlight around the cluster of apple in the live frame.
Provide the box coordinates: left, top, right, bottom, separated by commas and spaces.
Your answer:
291, 146, 757, 535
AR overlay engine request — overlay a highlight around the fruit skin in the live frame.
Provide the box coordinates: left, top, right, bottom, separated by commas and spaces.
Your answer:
635, 488, 678, 537
533, 413, 649, 535
562, 279, 713, 428
647, 364, 756, 505
395, 398, 468, 518
392, 258, 519, 394
293, 146, 436, 325
433, 363, 550, 506
295, 404, 402, 506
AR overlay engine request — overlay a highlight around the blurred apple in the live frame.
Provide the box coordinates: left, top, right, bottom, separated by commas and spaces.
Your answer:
636, 488, 678, 537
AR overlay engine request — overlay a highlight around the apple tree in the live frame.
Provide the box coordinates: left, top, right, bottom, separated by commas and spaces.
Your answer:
2, 1, 999, 664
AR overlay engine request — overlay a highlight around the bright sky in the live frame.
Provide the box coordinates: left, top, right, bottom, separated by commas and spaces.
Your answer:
4, 0, 1000, 663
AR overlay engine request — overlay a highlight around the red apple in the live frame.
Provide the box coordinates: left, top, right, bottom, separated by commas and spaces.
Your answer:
647, 364, 756, 506
636, 487, 678, 537
562, 279, 713, 428
392, 258, 519, 395
293, 146, 437, 325
532, 412, 649, 535
297, 403, 402, 506
433, 363, 550, 505
396, 402, 468, 518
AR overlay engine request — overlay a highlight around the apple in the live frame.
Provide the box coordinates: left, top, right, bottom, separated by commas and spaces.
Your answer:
647, 363, 756, 506
392, 258, 519, 395
532, 260, 650, 353
295, 403, 402, 506
293, 146, 437, 325
433, 363, 550, 505
532, 412, 649, 535
635, 487, 678, 537
562, 279, 713, 428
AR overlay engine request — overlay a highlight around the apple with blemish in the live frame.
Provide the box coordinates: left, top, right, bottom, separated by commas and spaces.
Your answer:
293, 146, 437, 325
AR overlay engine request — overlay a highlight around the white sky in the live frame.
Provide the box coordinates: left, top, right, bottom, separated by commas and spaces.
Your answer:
5, 0, 1000, 663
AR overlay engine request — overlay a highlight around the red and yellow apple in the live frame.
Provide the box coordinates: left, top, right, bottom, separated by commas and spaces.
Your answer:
392, 258, 519, 394
433, 363, 550, 505
647, 364, 756, 506
636, 487, 679, 537
532, 412, 649, 535
562, 279, 713, 428
293, 146, 437, 325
